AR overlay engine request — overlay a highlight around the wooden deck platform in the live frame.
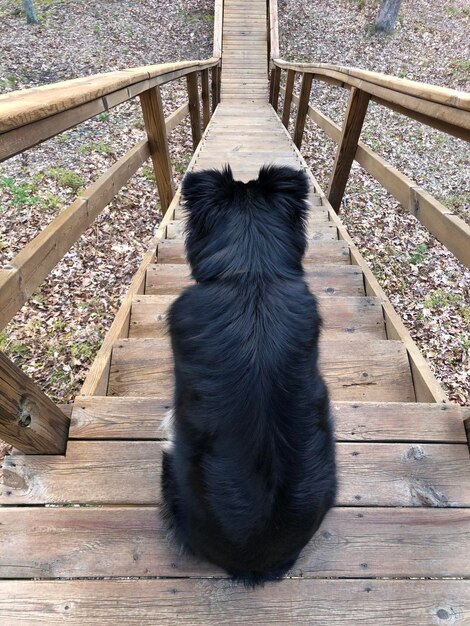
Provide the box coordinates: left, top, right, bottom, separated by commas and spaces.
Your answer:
1, 0, 469, 623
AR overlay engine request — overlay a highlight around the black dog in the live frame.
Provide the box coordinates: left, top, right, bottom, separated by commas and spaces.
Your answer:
161, 165, 336, 584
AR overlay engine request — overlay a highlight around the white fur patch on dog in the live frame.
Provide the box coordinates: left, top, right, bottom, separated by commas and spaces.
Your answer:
161, 407, 175, 452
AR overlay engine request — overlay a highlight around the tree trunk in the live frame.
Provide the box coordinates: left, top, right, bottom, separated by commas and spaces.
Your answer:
375, 0, 402, 33
23, 0, 39, 24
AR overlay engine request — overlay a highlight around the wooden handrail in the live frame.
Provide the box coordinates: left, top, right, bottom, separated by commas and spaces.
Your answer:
280, 84, 470, 268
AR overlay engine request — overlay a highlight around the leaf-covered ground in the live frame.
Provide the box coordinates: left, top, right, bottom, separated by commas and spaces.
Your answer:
0, 0, 468, 455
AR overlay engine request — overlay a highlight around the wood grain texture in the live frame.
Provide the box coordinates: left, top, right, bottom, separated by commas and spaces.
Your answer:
106, 337, 414, 401
186, 73, 202, 150
145, 262, 366, 296
328, 87, 370, 212
1, 506, 469, 578
3, 440, 470, 506
157, 239, 350, 264
1, 579, 469, 625
281, 69, 296, 128
201, 69, 211, 130
69, 396, 467, 442
128, 294, 385, 340
293, 73, 313, 149
140, 87, 175, 214
0, 353, 69, 454
273, 59, 470, 113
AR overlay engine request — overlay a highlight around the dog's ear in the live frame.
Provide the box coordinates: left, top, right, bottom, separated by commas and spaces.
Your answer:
181, 166, 235, 216
257, 165, 310, 221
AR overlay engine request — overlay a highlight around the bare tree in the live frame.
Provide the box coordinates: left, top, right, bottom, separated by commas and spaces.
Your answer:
23, 0, 39, 24
375, 0, 403, 33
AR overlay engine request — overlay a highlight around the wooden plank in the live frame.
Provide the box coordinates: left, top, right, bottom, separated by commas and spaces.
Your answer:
157, 239, 350, 264
268, 0, 280, 59
166, 219, 334, 240
145, 263, 365, 296
69, 397, 467, 443
274, 60, 470, 113
186, 73, 202, 150
1, 579, 469, 625
1, 507, 469, 578
0, 353, 69, 454
0, 140, 150, 330
140, 87, 175, 215
328, 88, 370, 212
281, 69, 296, 128
4, 440, 469, 506
293, 73, 313, 149
128, 294, 385, 340
269, 67, 281, 110
107, 337, 414, 401
213, 0, 223, 58
201, 69, 211, 131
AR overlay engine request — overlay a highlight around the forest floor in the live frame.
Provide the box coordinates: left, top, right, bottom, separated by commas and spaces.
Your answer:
0, 0, 468, 461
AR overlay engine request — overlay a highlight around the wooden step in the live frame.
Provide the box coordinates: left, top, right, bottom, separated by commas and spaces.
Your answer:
3, 439, 470, 506
166, 221, 335, 241
128, 294, 385, 340
69, 396, 468, 443
106, 338, 415, 401
2, 579, 469, 625
157, 239, 350, 264
145, 263, 366, 296
0, 507, 468, 578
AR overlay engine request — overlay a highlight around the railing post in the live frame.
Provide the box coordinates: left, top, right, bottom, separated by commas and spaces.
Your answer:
282, 69, 296, 129
293, 73, 313, 149
328, 87, 371, 213
0, 352, 70, 454
201, 69, 211, 131
269, 66, 281, 111
139, 86, 175, 215
186, 72, 202, 150
211, 66, 219, 113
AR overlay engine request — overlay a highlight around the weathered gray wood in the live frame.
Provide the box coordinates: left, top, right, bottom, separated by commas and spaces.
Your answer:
1, 507, 469, 578
281, 69, 296, 128
145, 263, 366, 297
201, 69, 211, 130
328, 87, 370, 212
69, 397, 468, 443
140, 87, 175, 214
293, 72, 313, 148
186, 72, 202, 149
269, 67, 281, 111
1, 579, 469, 625
375, 0, 403, 33
3, 440, 470, 506
0, 353, 69, 454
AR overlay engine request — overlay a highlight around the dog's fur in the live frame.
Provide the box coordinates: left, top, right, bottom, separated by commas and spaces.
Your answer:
161, 165, 336, 584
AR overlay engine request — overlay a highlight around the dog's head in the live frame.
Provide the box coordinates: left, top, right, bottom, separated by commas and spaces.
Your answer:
181, 165, 310, 282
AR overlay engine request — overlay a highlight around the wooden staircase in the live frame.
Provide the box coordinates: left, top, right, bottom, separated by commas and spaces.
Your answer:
1, 0, 470, 622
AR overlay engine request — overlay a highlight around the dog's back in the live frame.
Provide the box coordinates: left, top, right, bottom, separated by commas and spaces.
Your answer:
162, 165, 336, 583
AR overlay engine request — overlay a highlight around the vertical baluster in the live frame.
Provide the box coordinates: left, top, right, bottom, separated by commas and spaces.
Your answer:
140, 86, 175, 215
282, 69, 296, 129
186, 72, 202, 150
328, 87, 370, 212
293, 73, 313, 149
269, 66, 281, 111
201, 69, 211, 130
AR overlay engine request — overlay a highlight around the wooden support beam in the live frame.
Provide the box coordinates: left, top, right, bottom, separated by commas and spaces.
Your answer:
201, 69, 210, 130
281, 69, 296, 128
0, 353, 69, 454
186, 72, 202, 150
269, 67, 281, 111
293, 72, 313, 149
140, 86, 175, 215
211, 66, 218, 113
328, 87, 370, 212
